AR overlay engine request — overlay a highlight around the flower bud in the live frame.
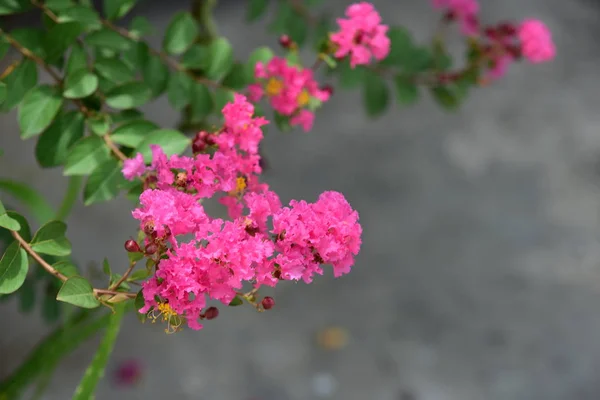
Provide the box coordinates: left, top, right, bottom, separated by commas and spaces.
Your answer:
261, 296, 275, 310
192, 131, 215, 154
124, 239, 141, 253
204, 306, 219, 320
279, 34, 293, 49
322, 85, 334, 96
145, 243, 157, 255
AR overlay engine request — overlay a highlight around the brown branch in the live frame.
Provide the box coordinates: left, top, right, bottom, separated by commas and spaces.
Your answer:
109, 261, 136, 291
11, 230, 136, 299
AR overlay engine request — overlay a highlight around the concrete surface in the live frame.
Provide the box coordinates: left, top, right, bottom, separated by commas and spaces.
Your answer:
3, 0, 600, 399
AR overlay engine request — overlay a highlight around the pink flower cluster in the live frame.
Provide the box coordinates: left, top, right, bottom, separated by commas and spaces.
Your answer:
123, 95, 362, 331
330, 2, 390, 68
479, 19, 555, 82
248, 57, 330, 132
518, 19, 556, 63
432, 0, 479, 36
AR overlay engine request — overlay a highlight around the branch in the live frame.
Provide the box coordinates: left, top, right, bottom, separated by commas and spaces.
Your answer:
108, 261, 136, 291
11, 230, 136, 299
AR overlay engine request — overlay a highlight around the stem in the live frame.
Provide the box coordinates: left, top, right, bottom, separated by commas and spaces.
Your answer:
56, 176, 83, 221
109, 261, 136, 291
10, 230, 136, 299
192, 0, 219, 42
289, 0, 317, 26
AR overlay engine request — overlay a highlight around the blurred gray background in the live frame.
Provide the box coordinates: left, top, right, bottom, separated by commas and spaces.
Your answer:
3, 0, 600, 399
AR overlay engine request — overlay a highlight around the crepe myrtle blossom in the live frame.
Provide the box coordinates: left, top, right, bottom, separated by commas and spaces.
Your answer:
329, 2, 391, 67
248, 57, 330, 132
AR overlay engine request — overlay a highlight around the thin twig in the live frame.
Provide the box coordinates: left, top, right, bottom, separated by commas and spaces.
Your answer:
109, 262, 136, 291
11, 231, 136, 299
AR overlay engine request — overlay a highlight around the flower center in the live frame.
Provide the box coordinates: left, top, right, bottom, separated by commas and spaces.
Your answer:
149, 302, 183, 334
266, 78, 284, 96
297, 89, 310, 107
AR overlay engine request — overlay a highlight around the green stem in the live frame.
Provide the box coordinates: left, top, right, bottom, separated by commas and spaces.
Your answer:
55, 176, 82, 221
192, 0, 219, 43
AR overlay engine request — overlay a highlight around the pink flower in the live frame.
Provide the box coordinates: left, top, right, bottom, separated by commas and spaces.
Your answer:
251, 57, 330, 131
290, 109, 315, 132
330, 2, 390, 68
122, 153, 146, 180
432, 0, 479, 36
486, 54, 513, 80
518, 19, 556, 63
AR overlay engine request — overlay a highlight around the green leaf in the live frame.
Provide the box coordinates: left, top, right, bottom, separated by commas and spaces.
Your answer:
0, 0, 32, 15
44, 22, 84, 63
136, 129, 190, 162
87, 113, 112, 136
112, 109, 143, 124
66, 44, 88, 76
45, 0, 74, 11
30, 221, 72, 257
104, 0, 137, 20
337, 60, 366, 89
18, 85, 63, 139
229, 296, 243, 306
35, 111, 85, 168
0, 200, 21, 231
102, 257, 111, 276
206, 37, 234, 80
180, 44, 208, 69
0, 180, 55, 223
163, 12, 199, 55
63, 68, 98, 99
42, 286, 62, 323
245, 46, 274, 81
363, 71, 389, 117
167, 72, 193, 110
0, 241, 28, 294
94, 57, 135, 84
11, 28, 45, 58
222, 63, 250, 90
286, 10, 308, 46
142, 54, 169, 97
0, 211, 31, 242
213, 88, 234, 112
0, 82, 7, 104
57, 5, 102, 30
379, 26, 413, 67
56, 276, 100, 308
85, 28, 132, 51
18, 279, 35, 312
1, 59, 38, 112
190, 83, 214, 121
273, 112, 291, 132
83, 159, 126, 205
393, 74, 419, 105
130, 16, 153, 38
73, 303, 125, 399
111, 119, 158, 148
401, 47, 433, 74
127, 269, 150, 282
247, 0, 269, 21
64, 136, 111, 176
53, 261, 79, 277
267, 1, 293, 35
430, 85, 461, 111
134, 290, 146, 322
106, 81, 152, 109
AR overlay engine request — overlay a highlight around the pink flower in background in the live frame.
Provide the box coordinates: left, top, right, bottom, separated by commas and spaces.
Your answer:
432, 0, 479, 36
122, 153, 146, 180
330, 2, 390, 68
249, 57, 330, 131
518, 19, 556, 63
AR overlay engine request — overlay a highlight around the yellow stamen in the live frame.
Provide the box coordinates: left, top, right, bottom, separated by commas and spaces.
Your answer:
266, 78, 284, 96
148, 302, 183, 334
228, 176, 247, 197
297, 89, 310, 107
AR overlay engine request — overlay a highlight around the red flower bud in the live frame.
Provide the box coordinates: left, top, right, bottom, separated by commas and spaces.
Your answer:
279, 35, 293, 48
145, 243, 157, 255
204, 306, 219, 320
261, 296, 275, 310
124, 239, 141, 253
